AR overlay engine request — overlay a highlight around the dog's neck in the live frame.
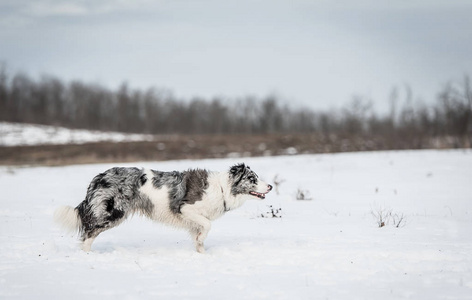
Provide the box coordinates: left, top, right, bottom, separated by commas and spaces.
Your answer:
217, 172, 249, 212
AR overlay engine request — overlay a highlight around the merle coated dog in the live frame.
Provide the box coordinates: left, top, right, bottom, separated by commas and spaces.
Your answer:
55, 163, 272, 253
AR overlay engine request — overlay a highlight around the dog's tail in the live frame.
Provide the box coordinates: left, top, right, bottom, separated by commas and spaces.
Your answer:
54, 206, 82, 234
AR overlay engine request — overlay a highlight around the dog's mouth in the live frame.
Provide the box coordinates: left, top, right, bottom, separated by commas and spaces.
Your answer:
249, 191, 267, 199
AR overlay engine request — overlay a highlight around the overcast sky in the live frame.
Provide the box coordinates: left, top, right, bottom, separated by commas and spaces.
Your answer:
1, 0, 471, 112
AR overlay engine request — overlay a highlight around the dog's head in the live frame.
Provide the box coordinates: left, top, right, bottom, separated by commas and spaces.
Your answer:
229, 163, 272, 199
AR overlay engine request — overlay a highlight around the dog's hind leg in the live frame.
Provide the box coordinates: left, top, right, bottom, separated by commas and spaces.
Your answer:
79, 227, 104, 252
76, 195, 129, 251
81, 237, 96, 252
79, 217, 127, 252
180, 206, 211, 253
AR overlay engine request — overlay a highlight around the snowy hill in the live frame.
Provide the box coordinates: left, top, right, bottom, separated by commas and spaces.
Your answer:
1, 150, 471, 299
0, 122, 155, 146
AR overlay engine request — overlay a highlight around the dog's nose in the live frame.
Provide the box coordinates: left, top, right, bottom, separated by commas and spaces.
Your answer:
267, 184, 273, 192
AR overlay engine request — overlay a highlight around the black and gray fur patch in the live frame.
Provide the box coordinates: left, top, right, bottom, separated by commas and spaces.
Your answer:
229, 163, 260, 196
76, 167, 154, 241
181, 169, 209, 206
150, 169, 209, 214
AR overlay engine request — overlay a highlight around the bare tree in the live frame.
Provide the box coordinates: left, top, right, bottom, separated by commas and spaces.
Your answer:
0, 63, 8, 121
342, 96, 373, 135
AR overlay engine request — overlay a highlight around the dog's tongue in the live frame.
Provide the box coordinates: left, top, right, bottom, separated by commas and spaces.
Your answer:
250, 191, 266, 199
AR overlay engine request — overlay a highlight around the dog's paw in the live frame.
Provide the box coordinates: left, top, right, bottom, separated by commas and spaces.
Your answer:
196, 244, 206, 254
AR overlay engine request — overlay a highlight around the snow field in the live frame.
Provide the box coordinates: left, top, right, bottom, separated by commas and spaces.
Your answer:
0, 150, 471, 299
0, 122, 155, 146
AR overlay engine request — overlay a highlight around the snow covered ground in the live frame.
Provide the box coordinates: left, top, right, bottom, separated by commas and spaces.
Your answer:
1, 150, 471, 299
0, 122, 155, 146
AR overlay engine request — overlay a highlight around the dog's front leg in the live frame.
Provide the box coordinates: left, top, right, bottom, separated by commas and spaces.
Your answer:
180, 206, 211, 253
193, 229, 208, 253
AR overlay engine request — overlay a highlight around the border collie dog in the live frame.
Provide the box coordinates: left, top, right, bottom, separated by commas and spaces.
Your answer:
55, 163, 272, 253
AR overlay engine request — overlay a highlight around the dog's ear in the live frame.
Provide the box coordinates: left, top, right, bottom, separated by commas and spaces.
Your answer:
230, 163, 246, 176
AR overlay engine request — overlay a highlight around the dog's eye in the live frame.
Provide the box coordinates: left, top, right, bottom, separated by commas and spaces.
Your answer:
248, 176, 256, 184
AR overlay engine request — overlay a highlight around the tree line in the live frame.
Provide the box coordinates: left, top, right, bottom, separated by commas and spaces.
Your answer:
0, 64, 471, 145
